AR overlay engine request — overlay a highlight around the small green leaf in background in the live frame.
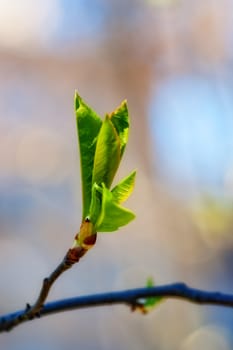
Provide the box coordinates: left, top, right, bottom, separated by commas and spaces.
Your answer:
139, 277, 164, 313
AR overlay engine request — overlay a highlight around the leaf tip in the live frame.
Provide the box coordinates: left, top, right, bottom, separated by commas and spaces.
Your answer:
74, 91, 82, 111
121, 99, 128, 109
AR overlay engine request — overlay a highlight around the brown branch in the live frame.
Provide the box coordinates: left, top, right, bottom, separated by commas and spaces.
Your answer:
1, 283, 233, 332
0, 259, 71, 332
0, 245, 88, 332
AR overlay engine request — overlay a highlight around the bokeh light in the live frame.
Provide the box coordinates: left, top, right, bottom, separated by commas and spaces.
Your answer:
0, 0, 233, 349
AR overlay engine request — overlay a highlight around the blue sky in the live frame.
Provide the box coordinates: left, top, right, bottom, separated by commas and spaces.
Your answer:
56, 0, 106, 43
149, 75, 233, 195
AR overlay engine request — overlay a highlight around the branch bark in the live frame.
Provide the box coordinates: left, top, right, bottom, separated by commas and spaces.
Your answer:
0, 244, 90, 332
1, 283, 233, 332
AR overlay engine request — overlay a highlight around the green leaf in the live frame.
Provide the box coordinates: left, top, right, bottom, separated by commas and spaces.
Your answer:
143, 277, 164, 312
92, 116, 121, 188
75, 93, 136, 234
75, 92, 102, 219
111, 170, 136, 204
109, 100, 129, 158
95, 184, 135, 232
89, 183, 102, 224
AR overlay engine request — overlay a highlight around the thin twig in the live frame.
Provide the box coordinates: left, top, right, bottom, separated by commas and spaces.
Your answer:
0, 230, 95, 332
0, 257, 72, 332
1, 283, 233, 332
0, 244, 88, 332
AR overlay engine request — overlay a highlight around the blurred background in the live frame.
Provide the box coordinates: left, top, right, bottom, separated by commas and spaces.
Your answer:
0, 0, 233, 349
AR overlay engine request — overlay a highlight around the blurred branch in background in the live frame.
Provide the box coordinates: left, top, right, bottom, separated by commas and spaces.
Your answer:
1, 282, 233, 332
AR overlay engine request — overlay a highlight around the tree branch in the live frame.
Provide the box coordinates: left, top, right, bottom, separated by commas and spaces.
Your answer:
0, 245, 89, 332
1, 283, 233, 332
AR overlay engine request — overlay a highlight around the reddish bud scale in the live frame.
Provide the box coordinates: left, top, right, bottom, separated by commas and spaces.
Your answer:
66, 230, 97, 265
65, 246, 87, 265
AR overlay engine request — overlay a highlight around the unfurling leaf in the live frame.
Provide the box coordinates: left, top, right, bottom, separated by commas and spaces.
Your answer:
92, 116, 121, 188
111, 170, 136, 204
94, 184, 135, 232
108, 100, 129, 158
89, 183, 102, 225
75, 93, 136, 240
75, 92, 102, 219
